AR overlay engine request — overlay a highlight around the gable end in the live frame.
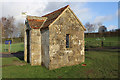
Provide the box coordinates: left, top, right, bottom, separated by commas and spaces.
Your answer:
49, 6, 86, 31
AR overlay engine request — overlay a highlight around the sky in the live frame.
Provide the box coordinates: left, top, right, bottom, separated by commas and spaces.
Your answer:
0, 0, 119, 32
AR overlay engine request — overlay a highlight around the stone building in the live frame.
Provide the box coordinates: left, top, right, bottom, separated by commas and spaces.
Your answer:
24, 5, 86, 70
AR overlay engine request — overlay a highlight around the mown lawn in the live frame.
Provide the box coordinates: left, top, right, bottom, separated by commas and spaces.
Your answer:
85, 36, 119, 42
85, 37, 120, 48
1, 36, 119, 53
1, 43, 24, 53
2, 49, 119, 78
1, 36, 119, 78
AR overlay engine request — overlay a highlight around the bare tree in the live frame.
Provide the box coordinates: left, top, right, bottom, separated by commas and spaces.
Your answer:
0, 17, 6, 38
0, 19, 3, 38
84, 22, 96, 33
1, 16, 16, 38
17, 22, 25, 37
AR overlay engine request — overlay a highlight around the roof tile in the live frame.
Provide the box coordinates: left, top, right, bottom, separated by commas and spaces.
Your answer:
41, 5, 69, 29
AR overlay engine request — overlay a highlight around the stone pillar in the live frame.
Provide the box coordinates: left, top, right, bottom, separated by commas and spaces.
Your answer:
24, 27, 27, 62
82, 33, 85, 62
30, 29, 41, 65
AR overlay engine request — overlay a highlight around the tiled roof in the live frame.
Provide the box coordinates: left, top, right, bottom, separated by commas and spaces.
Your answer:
26, 16, 47, 29
28, 19, 44, 29
26, 5, 86, 30
41, 5, 69, 29
26, 5, 69, 29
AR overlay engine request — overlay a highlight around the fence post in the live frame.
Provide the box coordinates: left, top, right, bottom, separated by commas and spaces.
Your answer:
8, 41, 10, 53
21, 37, 22, 42
101, 41, 103, 48
85, 41, 88, 51
86, 41, 87, 49
109, 42, 111, 47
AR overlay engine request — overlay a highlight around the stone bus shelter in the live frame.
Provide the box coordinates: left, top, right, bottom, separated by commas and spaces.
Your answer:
24, 5, 86, 70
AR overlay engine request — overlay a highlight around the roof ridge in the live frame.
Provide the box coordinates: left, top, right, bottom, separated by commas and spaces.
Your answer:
42, 5, 69, 17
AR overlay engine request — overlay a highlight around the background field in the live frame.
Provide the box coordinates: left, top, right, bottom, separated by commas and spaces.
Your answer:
1, 36, 119, 78
2, 49, 118, 78
85, 36, 120, 48
85, 36, 119, 42
1, 36, 120, 53
1, 43, 24, 53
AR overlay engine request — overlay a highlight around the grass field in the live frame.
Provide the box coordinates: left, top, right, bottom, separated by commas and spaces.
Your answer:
1, 43, 24, 53
1, 36, 119, 78
2, 49, 119, 78
1, 36, 119, 53
85, 36, 119, 42
85, 37, 120, 48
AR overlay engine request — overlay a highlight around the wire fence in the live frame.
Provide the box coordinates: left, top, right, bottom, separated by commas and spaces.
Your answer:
85, 41, 120, 48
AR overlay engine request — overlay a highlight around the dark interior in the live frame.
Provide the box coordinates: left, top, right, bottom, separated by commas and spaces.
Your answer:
26, 30, 30, 63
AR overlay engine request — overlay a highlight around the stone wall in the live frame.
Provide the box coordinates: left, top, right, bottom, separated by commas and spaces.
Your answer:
41, 28, 50, 68
24, 28, 27, 62
24, 29, 31, 63
24, 8, 85, 70
30, 29, 41, 65
49, 8, 85, 70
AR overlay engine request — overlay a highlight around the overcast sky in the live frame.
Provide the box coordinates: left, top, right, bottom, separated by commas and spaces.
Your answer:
0, 0, 119, 31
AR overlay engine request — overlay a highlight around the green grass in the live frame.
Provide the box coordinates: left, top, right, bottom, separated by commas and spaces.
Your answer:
85, 37, 120, 48
2, 50, 119, 78
1, 42, 24, 53
1, 36, 120, 53
0, 44, 2, 52
85, 36, 119, 42
1, 37, 119, 78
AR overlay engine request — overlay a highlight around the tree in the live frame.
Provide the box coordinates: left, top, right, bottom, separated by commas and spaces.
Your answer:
1, 16, 16, 38
84, 22, 96, 33
98, 26, 107, 33
0, 19, 3, 38
17, 22, 25, 37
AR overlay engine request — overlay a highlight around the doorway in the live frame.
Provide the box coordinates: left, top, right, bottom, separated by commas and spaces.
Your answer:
26, 30, 30, 63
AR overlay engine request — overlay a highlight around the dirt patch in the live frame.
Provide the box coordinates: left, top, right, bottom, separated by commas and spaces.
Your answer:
85, 69, 95, 75
12, 60, 26, 66
110, 69, 118, 76
57, 76, 62, 78
85, 56, 94, 60
1, 60, 27, 67
0, 52, 11, 54
1, 64, 13, 67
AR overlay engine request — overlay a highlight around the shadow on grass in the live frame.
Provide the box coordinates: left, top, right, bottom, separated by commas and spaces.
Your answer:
11, 51, 24, 61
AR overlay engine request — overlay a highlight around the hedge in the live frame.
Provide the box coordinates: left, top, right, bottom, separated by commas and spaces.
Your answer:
2, 37, 24, 44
